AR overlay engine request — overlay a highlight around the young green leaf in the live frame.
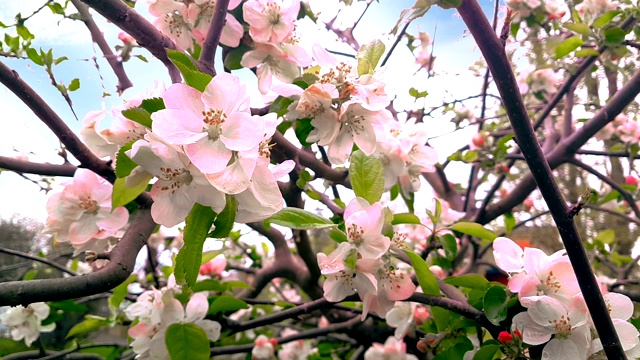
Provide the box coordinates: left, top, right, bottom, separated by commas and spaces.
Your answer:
165, 323, 211, 360
111, 176, 151, 209
121, 107, 152, 128
166, 49, 212, 92
483, 285, 507, 325
115, 142, 138, 178
208, 196, 237, 238
350, 150, 384, 204
175, 204, 217, 289
208, 296, 249, 315
265, 208, 335, 230
450, 222, 497, 241
357, 39, 386, 76
554, 36, 583, 59
444, 274, 489, 290
405, 250, 440, 296
391, 213, 422, 225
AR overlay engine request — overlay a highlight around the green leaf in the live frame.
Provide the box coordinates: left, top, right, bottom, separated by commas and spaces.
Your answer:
350, 150, 384, 204
208, 196, 237, 238
111, 176, 151, 209
604, 27, 626, 46
329, 229, 348, 243
357, 39, 385, 76
391, 0, 432, 35
68, 78, 80, 92
593, 10, 621, 28
563, 22, 590, 35
472, 344, 501, 360
439, 233, 458, 260
26, 48, 43, 65
554, 36, 583, 59
108, 275, 138, 311
295, 118, 314, 146
462, 150, 478, 163
165, 323, 211, 360
409, 87, 428, 99
392, 213, 422, 225
595, 229, 615, 244
16, 25, 34, 41
504, 212, 516, 233
444, 274, 489, 290
115, 142, 137, 178
405, 250, 440, 296
175, 204, 217, 289
265, 208, 335, 230
121, 107, 152, 128
450, 222, 497, 241
437, 0, 461, 9
48, 3, 65, 15
208, 296, 249, 315
575, 48, 601, 57
223, 43, 251, 70
140, 97, 166, 114
166, 49, 212, 92
54, 56, 68, 65
66, 315, 110, 338
483, 286, 507, 325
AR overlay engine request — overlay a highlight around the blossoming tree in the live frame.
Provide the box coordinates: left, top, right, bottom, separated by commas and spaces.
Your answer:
1, 0, 640, 359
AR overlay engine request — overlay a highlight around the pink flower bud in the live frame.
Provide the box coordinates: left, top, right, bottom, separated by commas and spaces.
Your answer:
118, 32, 135, 44
498, 331, 513, 343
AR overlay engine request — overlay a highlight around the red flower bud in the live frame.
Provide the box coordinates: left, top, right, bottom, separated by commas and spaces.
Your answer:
513, 329, 522, 339
268, 338, 279, 347
626, 175, 639, 185
498, 331, 513, 343
472, 133, 485, 148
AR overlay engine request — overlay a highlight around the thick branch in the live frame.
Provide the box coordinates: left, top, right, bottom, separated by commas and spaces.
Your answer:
457, 1, 625, 357
80, 0, 181, 83
0, 209, 156, 306
0, 156, 76, 177
70, 0, 133, 92
0, 61, 114, 181
199, 0, 230, 76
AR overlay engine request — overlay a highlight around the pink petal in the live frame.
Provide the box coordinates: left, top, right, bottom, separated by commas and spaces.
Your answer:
184, 138, 232, 174
163, 83, 205, 112
152, 109, 208, 144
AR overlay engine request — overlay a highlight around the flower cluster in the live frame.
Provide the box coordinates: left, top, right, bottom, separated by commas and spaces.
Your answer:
126, 284, 221, 359
144, 0, 243, 51
124, 73, 294, 227
44, 168, 129, 254
240, 0, 312, 94
81, 82, 165, 160
505, 0, 568, 20
317, 198, 416, 318
517, 68, 562, 96
364, 336, 418, 360
0, 302, 55, 346
493, 237, 640, 359
576, 0, 619, 21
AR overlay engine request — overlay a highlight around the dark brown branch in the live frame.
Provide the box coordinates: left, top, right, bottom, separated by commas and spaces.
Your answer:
80, 0, 181, 83
568, 157, 640, 219
0, 61, 115, 181
271, 132, 349, 186
0, 156, 76, 177
70, 0, 133, 92
0, 247, 77, 277
199, 0, 230, 76
211, 316, 361, 356
0, 208, 156, 306
457, 1, 625, 357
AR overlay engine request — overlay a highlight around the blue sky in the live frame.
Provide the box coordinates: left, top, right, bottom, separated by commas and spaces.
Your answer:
0, 0, 498, 221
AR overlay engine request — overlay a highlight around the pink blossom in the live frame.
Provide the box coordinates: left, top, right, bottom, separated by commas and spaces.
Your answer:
243, 0, 300, 44
199, 254, 227, 277
364, 336, 418, 360
241, 42, 309, 94
44, 169, 129, 253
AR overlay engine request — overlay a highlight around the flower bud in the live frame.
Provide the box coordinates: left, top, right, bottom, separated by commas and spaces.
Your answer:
498, 331, 513, 343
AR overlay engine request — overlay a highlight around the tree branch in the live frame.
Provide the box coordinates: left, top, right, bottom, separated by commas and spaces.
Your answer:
0, 247, 77, 277
70, 0, 133, 93
199, 0, 230, 76
0, 61, 115, 181
0, 156, 76, 177
457, 1, 625, 357
0, 208, 156, 306
80, 0, 181, 83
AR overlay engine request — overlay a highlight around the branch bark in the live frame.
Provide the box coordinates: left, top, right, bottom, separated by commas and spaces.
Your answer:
0, 208, 156, 306
198, 0, 230, 76
457, 1, 626, 357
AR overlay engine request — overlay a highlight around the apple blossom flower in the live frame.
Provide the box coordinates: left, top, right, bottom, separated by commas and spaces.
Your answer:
616, 120, 640, 143
199, 254, 227, 277
529, 68, 561, 94
0, 303, 55, 346
364, 336, 418, 360
576, 0, 619, 20
153, 4, 194, 51
505, 0, 542, 17
362, 265, 416, 318
385, 302, 414, 338
512, 295, 591, 360
327, 103, 381, 164
44, 168, 129, 254
278, 329, 312, 360
343, 198, 390, 259
252, 334, 276, 360
151, 74, 263, 175
188, 0, 244, 48
127, 291, 221, 359
241, 42, 310, 94
243, 0, 300, 44
80, 109, 118, 159
127, 134, 226, 227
